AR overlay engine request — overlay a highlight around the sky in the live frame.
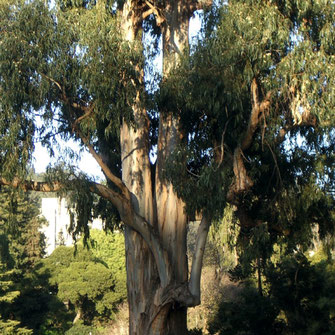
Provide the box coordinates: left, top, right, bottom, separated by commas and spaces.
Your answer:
33, 141, 105, 179
32, 11, 203, 180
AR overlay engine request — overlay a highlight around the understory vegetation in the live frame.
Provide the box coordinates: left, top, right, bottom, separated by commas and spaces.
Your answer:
188, 208, 335, 335
0, 185, 127, 334
1, 190, 335, 335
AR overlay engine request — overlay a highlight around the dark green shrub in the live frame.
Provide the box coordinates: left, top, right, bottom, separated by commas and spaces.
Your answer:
65, 322, 101, 335
207, 286, 283, 335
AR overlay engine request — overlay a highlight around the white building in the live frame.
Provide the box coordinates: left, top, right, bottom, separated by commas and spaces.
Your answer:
40, 198, 103, 255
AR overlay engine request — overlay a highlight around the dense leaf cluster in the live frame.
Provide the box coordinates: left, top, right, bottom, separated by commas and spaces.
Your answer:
0, 186, 47, 334
38, 229, 127, 326
208, 253, 335, 335
163, 0, 335, 243
0, 0, 142, 179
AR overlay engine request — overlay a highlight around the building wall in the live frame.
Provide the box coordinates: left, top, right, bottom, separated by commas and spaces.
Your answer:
40, 198, 103, 255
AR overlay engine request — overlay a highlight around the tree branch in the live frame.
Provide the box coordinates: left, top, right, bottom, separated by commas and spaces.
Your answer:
241, 78, 271, 151
228, 79, 271, 203
132, 212, 172, 287
91, 183, 171, 288
40, 73, 90, 112
38, 64, 174, 293
154, 212, 212, 309
41, 72, 131, 201
188, 214, 211, 306
0, 177, 62, 192
79, 132, 131, 200
144, 0, 165, 25
0, 177, 127, 214
71, 102, 95, 132
189, 0, 213, 14
1, 175, 171, 294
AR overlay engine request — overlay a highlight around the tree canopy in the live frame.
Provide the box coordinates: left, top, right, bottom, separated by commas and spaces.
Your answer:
1, 0, 335, 334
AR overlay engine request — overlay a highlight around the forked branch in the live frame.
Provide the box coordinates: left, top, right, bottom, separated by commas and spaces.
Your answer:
43, 72, 131, 200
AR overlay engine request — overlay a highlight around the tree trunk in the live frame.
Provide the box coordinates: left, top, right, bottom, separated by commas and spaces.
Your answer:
73, 307, 83, 324
119, 1, 198, 334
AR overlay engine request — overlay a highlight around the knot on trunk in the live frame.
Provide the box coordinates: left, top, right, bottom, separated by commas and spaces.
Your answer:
154, 282, 198, 308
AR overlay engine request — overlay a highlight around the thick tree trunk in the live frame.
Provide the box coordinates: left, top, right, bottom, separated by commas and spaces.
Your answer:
119, 2, 200, 334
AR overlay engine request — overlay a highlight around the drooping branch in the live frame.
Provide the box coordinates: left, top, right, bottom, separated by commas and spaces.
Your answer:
78, 142, 171, 286
0, 176, 126, 213
40, 50, 173, 291
40, 73, 87, 112
40, 72, 130, 199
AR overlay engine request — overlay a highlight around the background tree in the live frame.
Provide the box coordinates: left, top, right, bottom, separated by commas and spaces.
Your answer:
39, 232, 127, 327
0, 265, 33, 335
88, 229, 127, 304
0, 186, 47, 334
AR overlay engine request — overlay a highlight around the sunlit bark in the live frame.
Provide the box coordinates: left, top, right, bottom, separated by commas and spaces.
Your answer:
116, 1, 212, 334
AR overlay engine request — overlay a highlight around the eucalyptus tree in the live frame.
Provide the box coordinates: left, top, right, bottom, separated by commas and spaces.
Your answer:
1, 0, 335, 335
0, 0, 211, 334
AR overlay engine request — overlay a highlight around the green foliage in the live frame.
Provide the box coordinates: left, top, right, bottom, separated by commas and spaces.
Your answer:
161, 0, 335, 229
206, 205, 238, 273
0, 187, 46, 270
39, 230, 126, 325
266, 253, 335, 335
208, 285, 282, 335
88, 229, 127, 303
0, 186, 47, 333
208, 248, 335, 335
0, 0, 142, 151
0, 267, 25, 335
0, 0, 143, 234
1, 0, 335, 332
163, 1, 335, 295
64, 321, 102, 335
0, 319, 33, 335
